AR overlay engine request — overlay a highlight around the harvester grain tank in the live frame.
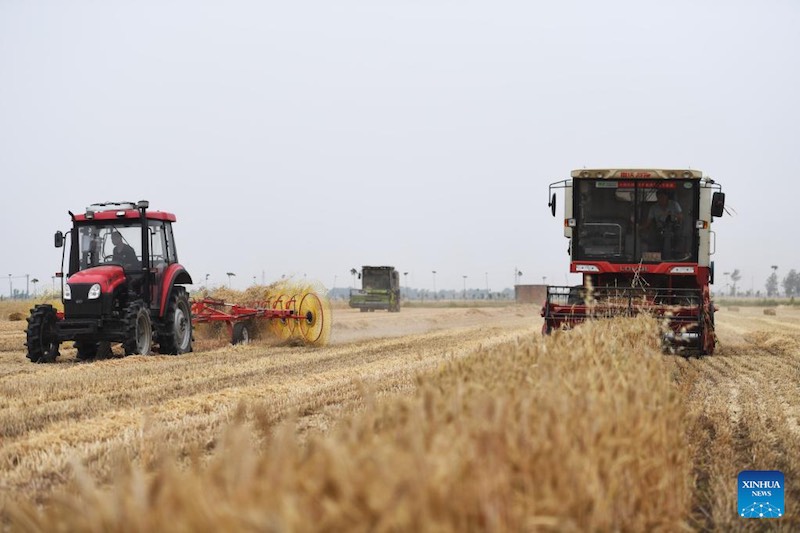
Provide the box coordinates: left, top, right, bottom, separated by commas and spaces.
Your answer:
541, 169, 726, 354
349, 266, 401, 312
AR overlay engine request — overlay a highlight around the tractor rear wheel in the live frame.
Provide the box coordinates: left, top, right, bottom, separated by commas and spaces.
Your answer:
25, 304, 60, 363
123, 300, 152, 355
159, 287, 193, 354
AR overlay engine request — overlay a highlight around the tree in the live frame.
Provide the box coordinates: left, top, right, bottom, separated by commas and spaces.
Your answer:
782, 269, 799, 297
730, 269, 741, 297
766, 272, 779, 297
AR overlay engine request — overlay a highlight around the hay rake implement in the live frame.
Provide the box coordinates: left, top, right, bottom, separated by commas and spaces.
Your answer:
191, 291, 329, 346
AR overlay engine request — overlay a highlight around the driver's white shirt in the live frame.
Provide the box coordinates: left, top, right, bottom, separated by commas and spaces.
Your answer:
648, 201, 681, 225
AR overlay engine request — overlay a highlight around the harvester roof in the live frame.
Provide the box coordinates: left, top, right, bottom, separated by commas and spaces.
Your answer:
570, 169, 703, 180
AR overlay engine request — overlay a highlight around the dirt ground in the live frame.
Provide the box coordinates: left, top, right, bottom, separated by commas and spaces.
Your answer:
1, 303, 798, 528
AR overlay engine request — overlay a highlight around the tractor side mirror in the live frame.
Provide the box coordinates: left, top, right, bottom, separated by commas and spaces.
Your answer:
710, 192, 725, 217
54, 231, 64, 248
548, 193, 556, 217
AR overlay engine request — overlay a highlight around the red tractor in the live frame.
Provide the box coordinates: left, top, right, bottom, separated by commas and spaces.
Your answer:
541, 169, 726, 355
25, 201, 193, 362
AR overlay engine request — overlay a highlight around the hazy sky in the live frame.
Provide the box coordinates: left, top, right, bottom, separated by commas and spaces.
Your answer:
1, 0, 798, 294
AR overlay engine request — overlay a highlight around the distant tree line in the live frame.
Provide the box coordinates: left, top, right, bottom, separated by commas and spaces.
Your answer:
765, 267, 799, 297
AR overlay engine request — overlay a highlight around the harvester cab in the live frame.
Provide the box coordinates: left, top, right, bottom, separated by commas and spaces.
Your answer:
349, 266, 401, 312
25, 201, 194, 362
541, 169, 725, 354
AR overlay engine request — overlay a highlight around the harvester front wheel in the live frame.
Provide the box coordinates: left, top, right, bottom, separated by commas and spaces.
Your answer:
123, 300, 152, 355
25, 304, 60, 363
159, 287, 193, 355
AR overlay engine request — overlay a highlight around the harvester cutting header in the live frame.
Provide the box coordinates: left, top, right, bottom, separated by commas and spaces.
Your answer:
541, 169, 726, 354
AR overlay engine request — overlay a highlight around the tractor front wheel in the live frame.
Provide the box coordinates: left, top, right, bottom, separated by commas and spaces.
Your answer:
123, 300, 152, 355
25, 304, 60, 363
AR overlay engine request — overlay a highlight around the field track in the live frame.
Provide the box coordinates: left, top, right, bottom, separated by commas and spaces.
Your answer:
1, 303, 798, 530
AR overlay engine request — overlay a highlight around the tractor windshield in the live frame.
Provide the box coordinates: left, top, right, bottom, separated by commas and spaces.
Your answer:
77, 223, 143, 271
573, 179, 699, 263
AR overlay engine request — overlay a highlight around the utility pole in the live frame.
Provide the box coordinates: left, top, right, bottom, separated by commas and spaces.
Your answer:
432, 270, 437, 300
462, 275, 468, 299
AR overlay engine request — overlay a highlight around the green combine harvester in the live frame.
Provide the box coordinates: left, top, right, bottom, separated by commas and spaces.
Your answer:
349, 266, 401, 312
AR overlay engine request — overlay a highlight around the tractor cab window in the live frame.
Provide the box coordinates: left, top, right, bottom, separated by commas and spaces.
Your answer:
573, 179, 699, 263
165, 222, 178, 263
78, 224, 142, 270
149, 222, 168, 266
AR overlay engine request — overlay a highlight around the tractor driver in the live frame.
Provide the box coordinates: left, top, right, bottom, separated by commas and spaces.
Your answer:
111, 231, 138, 268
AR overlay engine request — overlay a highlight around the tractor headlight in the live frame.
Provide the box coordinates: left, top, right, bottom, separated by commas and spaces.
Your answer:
88, 283, 102, 300
64, 284, 72, 300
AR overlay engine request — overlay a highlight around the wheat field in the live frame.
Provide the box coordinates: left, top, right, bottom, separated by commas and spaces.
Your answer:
1, 300, 798, 531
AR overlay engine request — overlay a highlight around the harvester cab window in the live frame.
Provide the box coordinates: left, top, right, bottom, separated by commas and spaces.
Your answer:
574, 180, 699, 264
362, 270, 391, 290
575, 182, 637, 261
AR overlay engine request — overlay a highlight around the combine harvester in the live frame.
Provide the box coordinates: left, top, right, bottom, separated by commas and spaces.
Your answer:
25, 201, 329, 363
349, 266, 401, 312
541, 169, 726, 354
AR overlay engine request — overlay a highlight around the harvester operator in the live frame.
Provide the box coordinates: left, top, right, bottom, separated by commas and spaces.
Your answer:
645, 189, 682, 228
641, 190, 684, 257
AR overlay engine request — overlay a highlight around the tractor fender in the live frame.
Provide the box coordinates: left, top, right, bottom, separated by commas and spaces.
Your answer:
158, 264, 193, 318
